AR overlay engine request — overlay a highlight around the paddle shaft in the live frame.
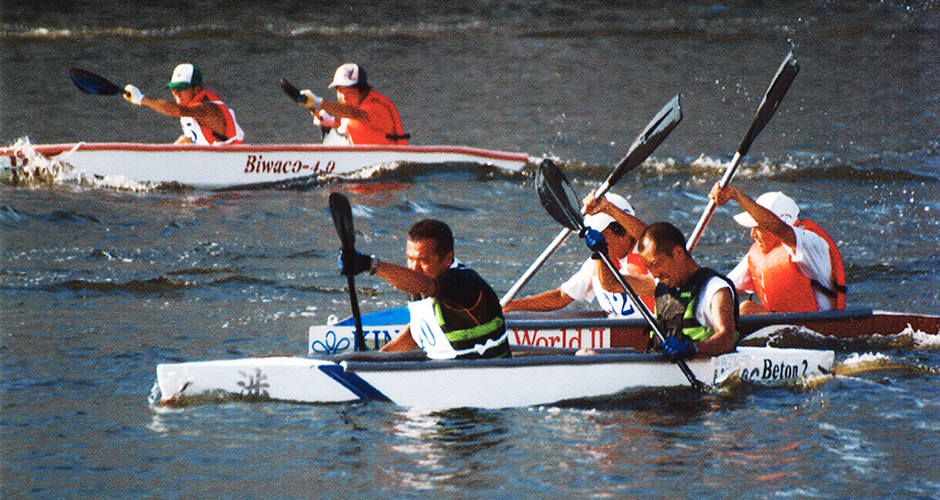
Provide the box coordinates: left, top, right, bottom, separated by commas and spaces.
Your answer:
281, 78, 330, 142
345, 274, 366, 351
595, 247, 707, 390
685, 150, 743, 252
686, 52, 799, 252
500, 95, 682, 307
498, 175, 621, 308
533, 159, 707, 390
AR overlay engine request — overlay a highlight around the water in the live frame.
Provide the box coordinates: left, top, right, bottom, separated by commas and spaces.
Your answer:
2, 1, 939, 498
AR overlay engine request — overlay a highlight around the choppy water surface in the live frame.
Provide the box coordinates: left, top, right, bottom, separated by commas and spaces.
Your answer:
2, 1, 938, 498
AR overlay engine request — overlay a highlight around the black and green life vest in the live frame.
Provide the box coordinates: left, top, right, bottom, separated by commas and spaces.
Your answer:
652, 268, 739, 347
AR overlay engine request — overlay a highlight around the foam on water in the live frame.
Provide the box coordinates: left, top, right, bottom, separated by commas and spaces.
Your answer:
5, 137, 158, 192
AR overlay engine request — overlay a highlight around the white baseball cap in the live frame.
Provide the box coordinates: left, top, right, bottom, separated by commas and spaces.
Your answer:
583, 193, 635, 232
733, 191, 800, 227
329, 63, 368, 88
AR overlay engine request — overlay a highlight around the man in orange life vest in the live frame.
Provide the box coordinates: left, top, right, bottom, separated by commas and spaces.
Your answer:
123, 63, 245, 145
298, 63, 409, 146
708, 184, 846, 315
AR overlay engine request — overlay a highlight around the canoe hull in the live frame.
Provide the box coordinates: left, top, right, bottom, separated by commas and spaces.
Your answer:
309, 308, 940, 355
156, 347, 834, 409
156, 357, 360, 405
2, 142, 532, 189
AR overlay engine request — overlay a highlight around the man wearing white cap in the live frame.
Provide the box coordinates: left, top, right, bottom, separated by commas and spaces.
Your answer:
123, 63, 244, 145
297, 63, 408, 146
503, 192, 655, 319
709, 184, 846, 314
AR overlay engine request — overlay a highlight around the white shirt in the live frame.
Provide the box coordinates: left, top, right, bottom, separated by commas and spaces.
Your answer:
694, 276, 734, 328
560, 256, 645, 319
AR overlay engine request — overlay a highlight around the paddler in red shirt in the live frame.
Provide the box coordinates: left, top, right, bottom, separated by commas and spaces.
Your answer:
298, 63, 409, 146
123, 63, 245, 145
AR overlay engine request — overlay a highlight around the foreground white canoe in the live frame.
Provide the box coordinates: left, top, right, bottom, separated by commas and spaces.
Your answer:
155, 346, 834, 410
309, 307, 940, 354
1, 141, 533, 189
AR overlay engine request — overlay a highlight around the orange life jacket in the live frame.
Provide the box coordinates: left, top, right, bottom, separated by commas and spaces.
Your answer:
622, 253, 656, 312
181, 89, 244, 145
747, 241, 819, 313
344, 89, 408, 146
795, 219, 847, 310
746, 219, 846, 312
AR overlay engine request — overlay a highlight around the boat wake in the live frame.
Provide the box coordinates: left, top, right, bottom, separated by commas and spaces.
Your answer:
3, 137, 162, 192
831, 351, 940, 378
739, 323, 940, 352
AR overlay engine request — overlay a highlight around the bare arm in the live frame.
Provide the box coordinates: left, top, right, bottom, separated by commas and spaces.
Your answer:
318, 101, 368, 121
381, 326, 420, 352
503, 288, 573, 313
694, 287, 736, 356
372, 260, 438, 297
709, 183, 795, 248
615, 273, 656, 296
593, 259, 625, 294
582, 190, 647, 240
140, 97, 229, 140
301, 97, 367, 121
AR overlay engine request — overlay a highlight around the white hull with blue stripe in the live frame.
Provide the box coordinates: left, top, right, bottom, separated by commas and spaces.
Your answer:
155, 346, 834, 410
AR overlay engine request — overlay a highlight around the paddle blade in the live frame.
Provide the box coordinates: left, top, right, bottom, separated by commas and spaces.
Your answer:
536, 160, 584, 232
602, 94, 682, 191
280, 79, 304, 103
69, 68, 123, 96
736, 52, 799, 157
329, 192, 356, 253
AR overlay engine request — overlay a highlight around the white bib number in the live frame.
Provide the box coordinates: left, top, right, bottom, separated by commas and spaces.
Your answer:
408, 298, 456, 359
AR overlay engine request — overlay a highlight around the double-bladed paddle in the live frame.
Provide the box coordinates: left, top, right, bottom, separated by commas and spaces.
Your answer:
329, 192, 367, 351
500, 95, 682, 307
69, 68, 126, 97
685, 52, 800, 252
535, 159, 708, 391
279, 78, 304, 103
280, 78, 330, 141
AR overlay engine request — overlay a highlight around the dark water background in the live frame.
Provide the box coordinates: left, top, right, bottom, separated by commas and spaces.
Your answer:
2, 1, 939, 498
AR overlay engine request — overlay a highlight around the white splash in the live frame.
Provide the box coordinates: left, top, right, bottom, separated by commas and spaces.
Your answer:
905, 325, 940, 349
5, 136, 157, 192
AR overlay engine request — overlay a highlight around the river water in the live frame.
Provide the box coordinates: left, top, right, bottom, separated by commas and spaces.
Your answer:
2, 1, 939, 498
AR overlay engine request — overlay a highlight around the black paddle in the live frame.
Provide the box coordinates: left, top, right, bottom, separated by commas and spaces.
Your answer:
69, 68, 126, 96
329, 192, 367, 352
535, 159, 708, 391
500, 95, 683, 306
686, 52, 800, 251
280, 78, 330, 141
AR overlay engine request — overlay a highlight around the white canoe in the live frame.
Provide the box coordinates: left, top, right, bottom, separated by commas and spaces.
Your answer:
1, 141, 533, 189
309, 307, 940, 354
155, 346, 835, 409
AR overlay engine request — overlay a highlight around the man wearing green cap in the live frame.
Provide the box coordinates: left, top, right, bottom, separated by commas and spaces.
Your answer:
123, 63, 245, 145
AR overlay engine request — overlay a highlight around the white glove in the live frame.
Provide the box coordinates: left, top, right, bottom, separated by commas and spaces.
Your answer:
124, 84, 144, 105
300, 89, 323, 108
312, 109, 338, 127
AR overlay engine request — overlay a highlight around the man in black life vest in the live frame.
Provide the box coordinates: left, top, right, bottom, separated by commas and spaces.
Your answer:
619, 222, 739, 359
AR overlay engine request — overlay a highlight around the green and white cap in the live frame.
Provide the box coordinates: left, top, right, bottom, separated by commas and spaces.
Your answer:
165, 63, 203, 90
